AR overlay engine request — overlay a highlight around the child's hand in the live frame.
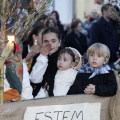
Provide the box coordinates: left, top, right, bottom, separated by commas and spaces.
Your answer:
40, 44, 52, 56
84, 84, 95, 94
84, 85, 92, 94
88, 84, 95, 94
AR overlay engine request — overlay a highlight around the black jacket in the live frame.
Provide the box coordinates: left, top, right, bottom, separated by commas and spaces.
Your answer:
68, 70, 117, 96
64, 31, 88, 55
90, 17, 120, 62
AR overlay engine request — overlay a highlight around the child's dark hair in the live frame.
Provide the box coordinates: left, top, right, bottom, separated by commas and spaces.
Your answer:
42, 27, 60, 41
58, 48, 75, 62
27, 24, 45, 46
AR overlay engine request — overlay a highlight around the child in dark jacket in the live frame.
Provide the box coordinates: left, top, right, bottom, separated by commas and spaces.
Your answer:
68, 43, 117, 96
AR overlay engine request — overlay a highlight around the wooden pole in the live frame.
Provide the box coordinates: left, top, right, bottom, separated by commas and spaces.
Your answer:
0, 23, 6, 104
0, 0, 7, 104
0, 66, 4, 104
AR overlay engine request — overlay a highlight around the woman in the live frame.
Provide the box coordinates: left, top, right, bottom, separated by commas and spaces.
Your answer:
64, 19, 88, 56
44, 17, 58, 28
22, 24, 45, 71
30, 27, 63, 97
50, 10, 64, 35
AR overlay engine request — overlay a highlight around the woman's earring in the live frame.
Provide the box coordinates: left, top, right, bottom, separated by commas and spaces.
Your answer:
34, 40, 37, 45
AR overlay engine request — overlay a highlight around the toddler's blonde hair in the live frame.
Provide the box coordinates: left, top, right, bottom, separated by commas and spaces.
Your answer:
87, 43, 110, 63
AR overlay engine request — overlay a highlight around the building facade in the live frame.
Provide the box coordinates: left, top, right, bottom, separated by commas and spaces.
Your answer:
52, 0, 100, 24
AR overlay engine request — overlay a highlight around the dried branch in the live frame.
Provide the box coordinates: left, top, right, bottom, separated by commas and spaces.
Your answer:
3, 0, 52, 41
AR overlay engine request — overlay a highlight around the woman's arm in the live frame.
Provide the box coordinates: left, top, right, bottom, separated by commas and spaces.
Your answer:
30, 54, 48, 83
30, 44, 52, 84
21, 60, 33, 100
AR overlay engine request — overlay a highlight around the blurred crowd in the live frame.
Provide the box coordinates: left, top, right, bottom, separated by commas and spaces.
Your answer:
21, 3, 120, 69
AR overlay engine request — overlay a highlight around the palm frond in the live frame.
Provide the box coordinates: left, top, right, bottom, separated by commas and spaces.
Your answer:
0, 0, 52, 35
2, 0, 52, 42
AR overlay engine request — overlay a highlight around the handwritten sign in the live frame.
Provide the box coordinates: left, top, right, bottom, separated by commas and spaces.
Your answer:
24, 103, 101, 120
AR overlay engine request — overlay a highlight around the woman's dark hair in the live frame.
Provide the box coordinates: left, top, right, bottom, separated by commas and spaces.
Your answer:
42, 27, 60, 41
44, 17, 57, 27
50, 10, 61, 24
26, 24, 45, 46
71, 19, 82, 30
58, 48, 75, 62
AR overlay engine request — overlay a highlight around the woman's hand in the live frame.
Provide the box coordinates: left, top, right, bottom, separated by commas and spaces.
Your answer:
40, 44, 52, 56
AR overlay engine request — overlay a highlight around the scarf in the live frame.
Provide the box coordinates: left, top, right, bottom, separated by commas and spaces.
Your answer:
78, 63, 111, 79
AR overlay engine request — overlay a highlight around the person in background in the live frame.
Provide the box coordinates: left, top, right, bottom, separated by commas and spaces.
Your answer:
63, 18, 88, 41
83, 9, 98, 39
72, 18, 88, 38
53, 47, 82, 96
64, 19, 88, 62
29, 27, 63, 97
44, 17, 58, 28
68, 43, 117, 97
62, 23, 72, 39
90, 4, 120, 68
50, 10, 64, 36
0, 39, 33, 101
